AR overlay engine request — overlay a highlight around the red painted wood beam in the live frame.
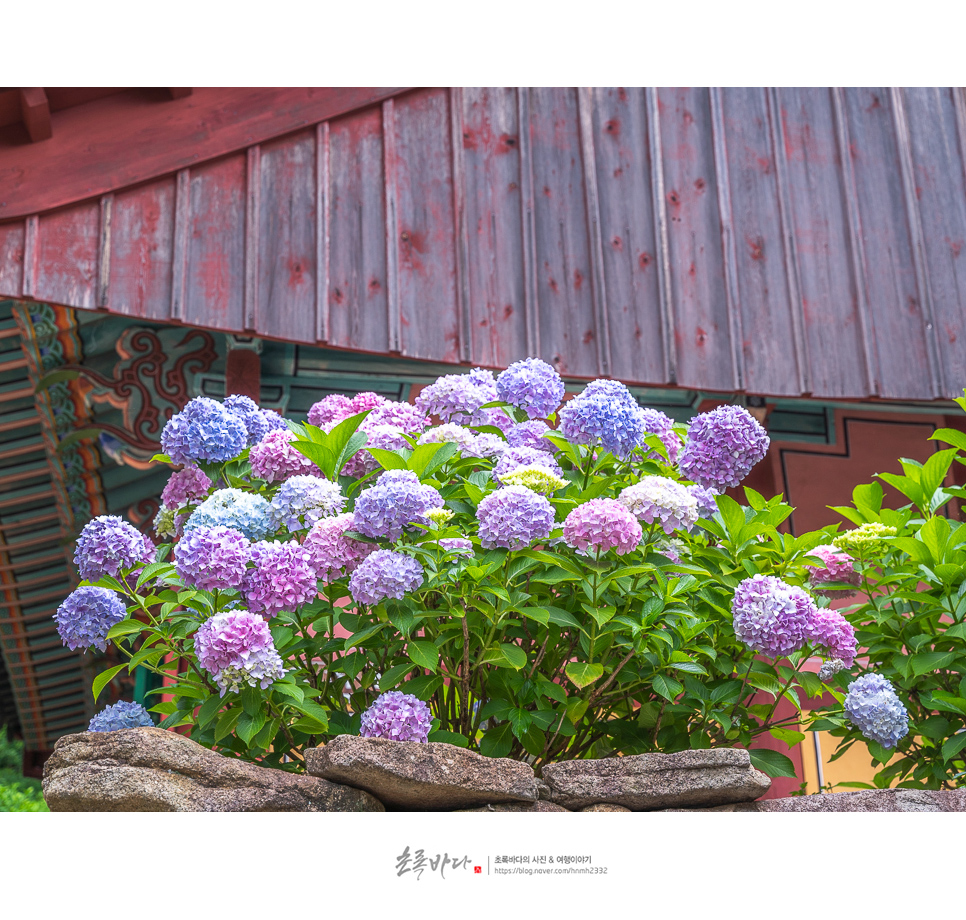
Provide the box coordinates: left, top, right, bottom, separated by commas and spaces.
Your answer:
0, 86, 411, 221
225, 348, 261, 404
166, 88, 192, 100
19, 88, 52, 143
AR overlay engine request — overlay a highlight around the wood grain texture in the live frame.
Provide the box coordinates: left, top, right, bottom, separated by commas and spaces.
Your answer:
34, 202, 99, 310
0, 223, 23, 297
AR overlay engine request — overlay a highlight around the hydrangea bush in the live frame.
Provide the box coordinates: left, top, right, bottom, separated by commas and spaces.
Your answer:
58, 361, 964, 787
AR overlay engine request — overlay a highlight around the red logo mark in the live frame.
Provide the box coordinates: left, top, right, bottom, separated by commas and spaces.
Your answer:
474, 866, 482, 874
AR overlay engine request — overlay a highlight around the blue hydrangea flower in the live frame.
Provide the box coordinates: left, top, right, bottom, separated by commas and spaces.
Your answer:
414, 372, 497, 427
689, 484, 720, 519
679, 404, 769, 491
349, 549, 424, 604
270, 475, 346, 531
731, 574, 816, 658
353, 470, 444, 542
74, 515, 153, 581
88, 700, 155, 732
496, 358, 565, 419
55, 586, 128, 652
222, 395, 287, 447
844, 673, 909, 749
160, 396, 248, 466
185, 488, 274, 541
360, 691, 433, 742
559, 389, 645, 460
476, 486, 555, 550
173, 525, 252, 591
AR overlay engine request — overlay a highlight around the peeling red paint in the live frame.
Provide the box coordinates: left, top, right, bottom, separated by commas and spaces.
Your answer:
695, 326, 707, 346
368, 277, 381, 294
688, 261, 696, 277
288, 258, 306, 287
694, 177, 706, 192
574, 269, 583, 290
543, 186, 552, 197
582, 329, 594, 344
638, 252, 651, 270
503, 303, 513, 318
748, 236, 764, 261
331, 287, 344, 305
604, 119, 620, 136
611, 235, 623, 251
613, 167, 623, 178
462, 128, 478, 150
617, 88, 627, 103
497, 133, 517, 154
549, 277, 559, 294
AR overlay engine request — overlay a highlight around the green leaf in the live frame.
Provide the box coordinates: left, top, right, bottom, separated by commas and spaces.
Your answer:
135, 561, 175, 590
911, 650, 958, 677
344, 623, 387, 649
291, 441, 335, 477
427, 730, 470, 748
290, 716, 329, 735
931, 427, 966, 451
241, 686, 263, 717
408, 640, 439, 673
941, 732, 966, 762
92, 664, 126, 702
366, 448, 409, 471
479, 722, 514, 758
481, 643, 528, 670
214, 707, 242, 741
749, 748, 798, 779
565, 662, 604, 690
651, 674, 683, 701
407, 441, 457, 478
197, 694, 224, 728
237, 709, 268, 746
379, 663, 415, 690
105, 619, 144, 641
293, 700, 330, 731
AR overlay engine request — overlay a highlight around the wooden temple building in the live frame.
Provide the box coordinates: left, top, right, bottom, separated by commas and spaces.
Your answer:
2, 87, 966, 792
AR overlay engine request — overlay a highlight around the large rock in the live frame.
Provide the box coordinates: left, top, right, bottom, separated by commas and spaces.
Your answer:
666, 788, 966, 812
456, 801, 569, 812
541, 748, 770, 811
43, 727, 384, 812
305, 735, 538, 810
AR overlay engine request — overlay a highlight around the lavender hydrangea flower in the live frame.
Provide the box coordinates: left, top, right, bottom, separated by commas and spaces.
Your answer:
194, 609, 286, 695
496, 357, 565, 419
493, 446, 563, 485
307, 394, 355, 428
348, 549, 424, 604
270, 475, 345, 532
476, 486, 555, 550
242, 540, 318, 618
679, 404, 769, 491
160, 396, 247, 466
507, 420, 557, 454
55, 586, 127, 652
342, 424, 411, 479
414, 372, 497, 427
360, 691, 433, 742
467, 432, 506, 459
806, 545, 860, 597
559, 389, 645, 460
74, 515, 153, 581
806, 608, 857, 668
618, 477, 699, 534
161, 467, 211, 510
186, 489, 274, 541
731, 575, 816, 658
353, 470, 444, 542
819, 658, 847, 682
563, 499, 643, 555
688, 484, 720, 519
439, 537, 474, 555
844, 673, 909, 749
364, 400, 429, 433
637, 408, 681, 464
303, 513, 377, 582
249, 429, 320, 482
351, 391, 388, 414
222, 395, 287, 446
174, 526, 252, 591
88, 701, 154, 732
419, 423, 479, 455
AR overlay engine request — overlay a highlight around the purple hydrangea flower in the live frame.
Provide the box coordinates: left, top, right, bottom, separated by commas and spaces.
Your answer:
185, 489, 274, 541
493, 446, 563, 485
342, 424, 412, 479
563, 498, 643, 555
806, 608, 857, 668
242, 540, 318, 618
160, 396, 248, 466
476, 486, 555, 550
55, 586, 127, 652
74, 515, 153, 581
507, 420, 557, 454
364, 401, 429, 433
303, 513, 377, 582
731, 575, 816, 658
806, 545, 860, 598
844, 673, 909, 749
348, 549, 424, 604
559, 389, 645, 460
88, 701, 154, 732
222, 395, 287, 447
351, 391, 388, 414
414, 372, 497, 427
194, 609, 286, 695
679, 404, 769, 491
439, 537, 474, 555
360, 691, 433, 742
307, 394, 355, 428
496, 357, 565, 419
689, 484, 720, 519
353, 470, 444, 542
270, 475, 345, 532
161, 467, 212, 510
618, 477, 699, 534
582, 378, 638, 407
174, 526, 252, 591
249, 429, 320, 482
419, 423, 479, 455
467, 432, 506, 459
637, 408, 681, 464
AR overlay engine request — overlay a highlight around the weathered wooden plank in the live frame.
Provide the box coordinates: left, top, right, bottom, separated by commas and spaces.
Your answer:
900, 87, 966, 397
589, 86, 665, 386
392, 89, 460, 362
96, 195, 112, 309
245, 146, 260, 332
843, 88, 936, 400
460, 86, 528, 367
170, 170, 190, 322
316, 122, 330, 344
19, 88, 52, 143
517, 87, 540, 357
0, 222, 24, 298
383, 99, 401, 354
327, 104, 389, 355
108, 179, 175, 320
657, 87, 734, 392
449, 88, 473, 364
529, 87, 597, 378
185, 154, 246, 332
776, 88, 867, 398
34, 201, 99, 310
256, 129, 317, 344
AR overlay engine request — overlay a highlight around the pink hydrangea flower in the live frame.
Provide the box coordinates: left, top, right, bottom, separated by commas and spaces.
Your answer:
249, 429, 320, 483
303, 513, 377, 583
563, 499, 642, 555
806, 544, 860, 597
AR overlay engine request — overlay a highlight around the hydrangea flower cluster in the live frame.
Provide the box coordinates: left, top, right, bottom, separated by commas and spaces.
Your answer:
243, 540, 318, 617
424, 508, 454, 526
688, 485, 719, 519
414, 371, 497, 427
343, 424, 410, 478
186, 489, 273, 541
302, 513, 376, 583
223, 395, 288, 446
563, 499, 642, 555
618, 477, 699, 534
249, 429, 320, 482
678, 404, 769, 491
353, 470, 444, 541
161, 467, 212, 510
419, 423, 480, 455
88, 701, 155, 732
440, 537, 473, 555
559, 384, 645, 460
360, 691, 433, 742
477, 486, 555, 550
731, 575, 817, 658
805, 545, 860, 597
161, 396, 248, 466
270, 475, 345, 531
833, 523, 897, 556
507, 420, 556, 453
806, 608, 857, 668
493, 446, 563, 485
349, 549, 424, 604
174, 526, 251, 591
307, 394, 355, 428
844, 673, 909, 748
637, 408, 681, 464
496, 357, 565, 419
500, 466, 567, 495
55, 586, 127, 652
74, 515, 154, 581
194, 609, 286, 695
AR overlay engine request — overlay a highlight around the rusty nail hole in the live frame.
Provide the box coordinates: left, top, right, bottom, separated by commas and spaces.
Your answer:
401, 231, 410, 242
505, 137, 516, 146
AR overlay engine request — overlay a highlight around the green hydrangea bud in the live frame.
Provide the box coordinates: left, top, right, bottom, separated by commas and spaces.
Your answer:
833, 522, 897, 556
499, 465, 567, 495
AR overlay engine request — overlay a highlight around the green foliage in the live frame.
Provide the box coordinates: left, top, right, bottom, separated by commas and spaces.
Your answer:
0, 728, 48, 812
